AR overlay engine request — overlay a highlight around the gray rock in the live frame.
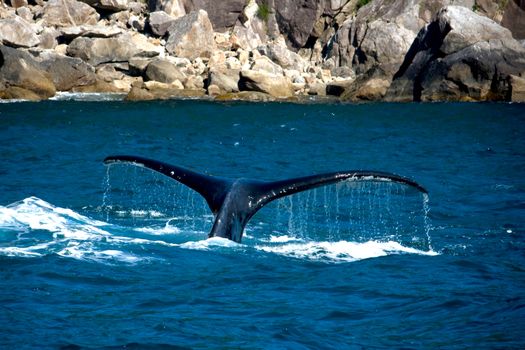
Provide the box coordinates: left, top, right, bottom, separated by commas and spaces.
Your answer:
15, 6, 33, 21
148, 10, 176, 37
272, 0, 325, 49
145, 58, 187, 84
250, 55, 284, 75
60, 25, 123, 39
0, 45, 56, 99
239, 69, 294, 98
386, 6, 525, 102
149, 0, 245, 32
11, 0, 29, 8
258, 40, 306, 71
165, 10, 216, 59
67, 33, 161, 66
42, 0, 99, 27
208, 68, 240, 93
0, 16, 39, 48
501, 0, 525, 40
37, 51, 96, 91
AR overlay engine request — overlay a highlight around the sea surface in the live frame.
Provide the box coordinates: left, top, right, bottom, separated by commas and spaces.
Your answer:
1, 98, 524, 349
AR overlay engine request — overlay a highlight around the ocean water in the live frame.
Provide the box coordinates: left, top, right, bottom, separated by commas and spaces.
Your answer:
0, 99, 524, 349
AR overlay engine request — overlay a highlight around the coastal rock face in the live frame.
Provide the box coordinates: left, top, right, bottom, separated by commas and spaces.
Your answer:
501, 0, 525, 40
165, 10, 216, 59
0, 45, 56, 99
385, 6, 525, 101
43, 0, 100, 27
0, 16, 40, 48
37, 52, 96, 91
67, 33, 161, 66
272, 0, 324, 49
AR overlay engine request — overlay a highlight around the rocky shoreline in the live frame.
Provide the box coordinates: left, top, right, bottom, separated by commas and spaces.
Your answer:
1, 0, 524, 102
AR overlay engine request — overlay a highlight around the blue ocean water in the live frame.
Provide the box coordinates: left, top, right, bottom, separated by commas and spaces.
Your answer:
0, 99, 524, 349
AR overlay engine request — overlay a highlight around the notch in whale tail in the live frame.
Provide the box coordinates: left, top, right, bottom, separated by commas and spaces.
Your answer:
104, 155, 427, 243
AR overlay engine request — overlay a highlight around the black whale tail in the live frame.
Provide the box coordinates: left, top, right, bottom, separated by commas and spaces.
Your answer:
104, 155, 427, 243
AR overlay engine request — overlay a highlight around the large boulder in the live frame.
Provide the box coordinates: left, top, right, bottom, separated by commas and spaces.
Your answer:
149, 0, 245, 32
239, 69, 294, 98
42, 0, 99, 27
165, 10, 216, 59
144, 58, 187, 84
67, 33, 162, 65
385, 6, 525, 102
0, 16, 39, 48
148, 10, 177, 36
208, 68, 240, 93
37, 51, 96, 91
0, 45, 56, 99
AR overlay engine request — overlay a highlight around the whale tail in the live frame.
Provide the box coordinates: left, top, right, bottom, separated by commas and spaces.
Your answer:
104, 155, 427, 242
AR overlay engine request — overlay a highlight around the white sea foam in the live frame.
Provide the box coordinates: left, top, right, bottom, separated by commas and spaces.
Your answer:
255, 239, 438, 263
179, 237, 239, 250
0, 197, 438, 264
50, 92, 126, 101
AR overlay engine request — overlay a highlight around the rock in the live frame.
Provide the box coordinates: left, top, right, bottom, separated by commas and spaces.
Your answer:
231, 0, 267, 51
129, 57, 152, 75
60, 25, 123, 39
126, 80, 206, 100
258, 39, 307, 71
11, 0, 29, 8
184, 74, 204, 89
0, 16, 39, 48
88, 0, 128, 12
145, 80, 184, 90
509, 75, 525, 102
38, 28, 60, 50
0, 86, 42, 100
37, 51, 96, 91
207, 84, 221, 96
15, 6, 32, 21
272, 0, 325, 49
438, 6, 513, 55
165, 10, 216, 59
251, 55, 284, 75
0, 45, 56, 99
148, 10, 177, 37
149, 0, 186, 18
214, 91, 277, 102
145, 58, 187, 84
307, 81, 326, 96
239, 69, 294, 98
386, 6, 525, 102
501, 0, 525, 40
42, 0, 99, 27
149, 0, 245, 32
67, 33, 161, 66
208, 68, 240, 93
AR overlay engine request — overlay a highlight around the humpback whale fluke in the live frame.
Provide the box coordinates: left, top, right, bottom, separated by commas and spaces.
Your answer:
104, 155, 427, 243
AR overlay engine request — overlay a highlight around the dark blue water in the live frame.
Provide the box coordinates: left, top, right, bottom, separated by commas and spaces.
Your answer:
1, 99, 524, 349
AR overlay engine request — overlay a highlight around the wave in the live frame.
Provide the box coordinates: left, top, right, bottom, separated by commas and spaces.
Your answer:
0, 197, 438, 264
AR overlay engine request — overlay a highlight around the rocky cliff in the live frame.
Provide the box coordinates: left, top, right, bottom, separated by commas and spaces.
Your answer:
1, 0, 524, 102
